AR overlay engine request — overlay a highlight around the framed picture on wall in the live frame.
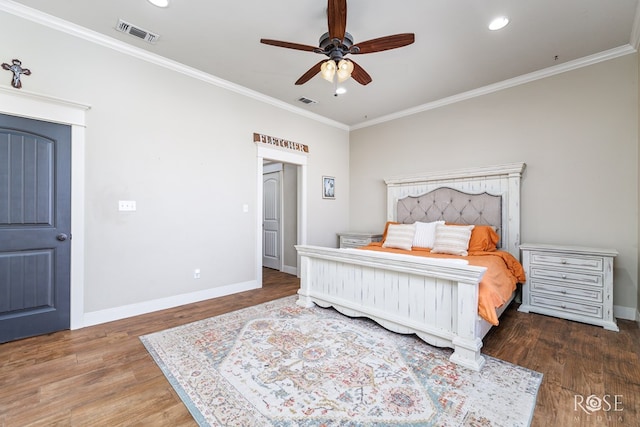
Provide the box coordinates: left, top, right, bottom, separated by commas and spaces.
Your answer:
322, 176, 335, 199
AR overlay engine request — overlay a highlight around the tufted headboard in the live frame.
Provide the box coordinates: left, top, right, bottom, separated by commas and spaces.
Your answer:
385, 163, 525, 260
396, 188, 502, 243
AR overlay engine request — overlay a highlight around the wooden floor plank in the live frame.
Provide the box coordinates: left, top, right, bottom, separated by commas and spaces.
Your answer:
1, 268, 638, 426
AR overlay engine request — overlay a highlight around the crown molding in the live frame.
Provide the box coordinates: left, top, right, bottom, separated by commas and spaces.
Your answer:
350, 44, 636, 131
1, 0, 634, 134
0, 0, 350, 131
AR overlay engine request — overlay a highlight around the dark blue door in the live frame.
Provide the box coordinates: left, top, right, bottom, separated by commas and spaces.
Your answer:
0, 114, 71, 343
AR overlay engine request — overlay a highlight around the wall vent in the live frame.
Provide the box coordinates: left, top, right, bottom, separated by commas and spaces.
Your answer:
297, 97, 318, 105
116, 19, 160, 44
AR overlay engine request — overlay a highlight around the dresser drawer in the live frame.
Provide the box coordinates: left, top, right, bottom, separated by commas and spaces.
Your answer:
530, 294, 603, 319
529, 266, 603, 287
530, 279, 602, 303
530, 252, 603, 271
340, 237, 370, 248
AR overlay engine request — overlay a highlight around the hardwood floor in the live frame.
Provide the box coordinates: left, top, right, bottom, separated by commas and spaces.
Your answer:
482, 305, 640, 427
1, 268, 638, 426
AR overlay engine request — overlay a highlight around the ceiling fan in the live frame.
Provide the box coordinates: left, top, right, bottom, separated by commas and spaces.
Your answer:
260, 0, 415, 86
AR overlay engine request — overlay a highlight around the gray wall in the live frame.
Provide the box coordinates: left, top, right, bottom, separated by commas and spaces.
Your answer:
349, 53, 639, 314
0, 11, 349, 315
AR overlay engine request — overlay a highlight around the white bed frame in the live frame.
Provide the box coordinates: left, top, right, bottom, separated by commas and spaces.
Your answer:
296, 162, 526, 371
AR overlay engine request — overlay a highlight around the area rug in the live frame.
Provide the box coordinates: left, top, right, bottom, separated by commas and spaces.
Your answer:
140, 296, 542, 426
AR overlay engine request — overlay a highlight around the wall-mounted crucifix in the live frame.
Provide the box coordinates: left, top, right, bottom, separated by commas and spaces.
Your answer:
2, 59, 31, 89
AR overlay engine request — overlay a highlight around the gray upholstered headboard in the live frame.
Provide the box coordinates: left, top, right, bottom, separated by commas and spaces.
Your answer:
385, 163, 526, 260
396, 187, 502, 245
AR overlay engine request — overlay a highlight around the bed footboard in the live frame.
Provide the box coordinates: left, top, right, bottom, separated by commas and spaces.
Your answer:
295, 245, 489, 371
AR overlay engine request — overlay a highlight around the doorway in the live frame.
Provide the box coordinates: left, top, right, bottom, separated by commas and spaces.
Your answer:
255, 145, 307, 287
0, 87, 88, 330
263, 161, 300, 274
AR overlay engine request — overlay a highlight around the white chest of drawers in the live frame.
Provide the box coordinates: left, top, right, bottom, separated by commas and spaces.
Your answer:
337, 232, 383, 249
518, 243, 618, 331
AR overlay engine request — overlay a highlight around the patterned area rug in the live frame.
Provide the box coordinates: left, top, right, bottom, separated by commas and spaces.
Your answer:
141, 296, 542, 426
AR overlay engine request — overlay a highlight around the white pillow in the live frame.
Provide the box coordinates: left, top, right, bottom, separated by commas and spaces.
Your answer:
412, 221, 445, 248
382, 223, 416, 251
431, 224, 475, 256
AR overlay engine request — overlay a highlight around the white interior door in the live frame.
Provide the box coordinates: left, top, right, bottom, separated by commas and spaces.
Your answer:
262, 170, 281, 270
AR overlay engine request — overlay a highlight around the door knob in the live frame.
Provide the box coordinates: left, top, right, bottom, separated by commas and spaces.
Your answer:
56, 233, 68, 241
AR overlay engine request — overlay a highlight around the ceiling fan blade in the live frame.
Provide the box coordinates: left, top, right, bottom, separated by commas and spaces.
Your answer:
349, 60, 372, 85
260, 39, 319, 52
327, 0, 347, 40
352, 33, 415, 54
295, 60, 325, 85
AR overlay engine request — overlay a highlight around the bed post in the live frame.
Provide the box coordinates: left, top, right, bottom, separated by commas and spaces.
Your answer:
296, 253, 314, 308
450, 279, 486, 371
505, 165, 525, 260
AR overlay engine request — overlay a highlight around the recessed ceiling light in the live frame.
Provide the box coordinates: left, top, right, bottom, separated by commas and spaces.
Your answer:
148, 0, 169, 7
488, 16, 509, 31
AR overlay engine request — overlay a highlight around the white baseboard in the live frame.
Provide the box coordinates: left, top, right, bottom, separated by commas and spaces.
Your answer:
281, 265, 298, 276
80, 280, 259, 328
614, 305, 636, 321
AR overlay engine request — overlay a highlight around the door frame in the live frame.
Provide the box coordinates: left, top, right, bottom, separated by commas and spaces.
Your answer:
0, 87, 89, 330
256, 145, 307, 287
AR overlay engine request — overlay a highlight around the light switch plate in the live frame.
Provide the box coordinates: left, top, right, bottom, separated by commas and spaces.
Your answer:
118, 200, 137, 211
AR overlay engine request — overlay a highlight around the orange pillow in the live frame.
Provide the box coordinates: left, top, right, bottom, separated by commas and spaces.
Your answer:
447, 224, 500, 252
468, 225, 500, 252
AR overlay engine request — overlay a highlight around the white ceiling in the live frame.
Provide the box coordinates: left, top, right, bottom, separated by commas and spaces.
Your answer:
6, 0, 640, 128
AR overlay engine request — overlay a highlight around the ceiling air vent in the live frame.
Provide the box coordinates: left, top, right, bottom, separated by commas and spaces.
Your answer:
297, 97, 318, 105
116, 19, 160, 44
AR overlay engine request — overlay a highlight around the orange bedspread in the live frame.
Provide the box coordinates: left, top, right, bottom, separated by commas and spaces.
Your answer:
358, 243, 526, 326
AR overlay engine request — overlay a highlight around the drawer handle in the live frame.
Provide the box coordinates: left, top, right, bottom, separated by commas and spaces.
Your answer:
561, 274, 567, 279
561, 289, 567, 294
561, 304, 567, 309
561, 259, 567, 264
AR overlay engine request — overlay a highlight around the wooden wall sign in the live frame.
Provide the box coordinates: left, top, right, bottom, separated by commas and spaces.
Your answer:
254, 133, 309, 153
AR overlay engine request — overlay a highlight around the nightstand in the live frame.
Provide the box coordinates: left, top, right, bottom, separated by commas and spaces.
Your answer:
337, 232, 383, 249
518, 243, 618, 331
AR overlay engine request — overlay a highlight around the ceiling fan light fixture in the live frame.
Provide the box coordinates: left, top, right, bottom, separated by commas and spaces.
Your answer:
260, 0, 413, 86
320, 60, 337, 82
336, 59, 354, 82
488, 16, 509, 31
147, 0, 169, 8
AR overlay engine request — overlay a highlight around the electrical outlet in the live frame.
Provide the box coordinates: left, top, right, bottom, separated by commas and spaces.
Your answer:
193, 269, 201, 279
